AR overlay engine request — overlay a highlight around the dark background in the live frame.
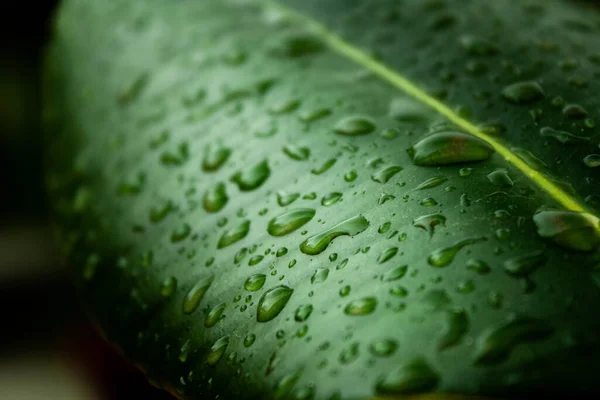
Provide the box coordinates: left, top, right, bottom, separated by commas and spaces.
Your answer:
0, 2, 171, 399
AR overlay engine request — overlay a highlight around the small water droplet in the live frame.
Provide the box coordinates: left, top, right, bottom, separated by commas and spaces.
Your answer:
277, 191, 300, 206
466, 259, 490, 274
408, 132, 493, 165
205, 302, 226, 328
202, 143, 231, 172
244, 333, 256, 347
459, 35, 498, 55
415, 176, 448, 190
487, 168, 514, 187
413, 213, 446, 237
203, 182, 228, 213
268, 208, 315, 236
334, 116, 376, 136
160, 276, 177, 297
218, 220, 250, 249
231, 160, 270, 191
311, 268, 329, 284
371, 165, 403, 183
257, 286, 293, 322
377, 247, 398, 264
344, 297, 377, 316
375, 358, 439, 395
344, 170, 358, 182
382, 265, 408, 282
299, 108, 332, 122
311, 158, 337, 175
583, 154, 600, 168
182, 275, 214, 314
294, 304, 313, 322
300, 215, 369, 255
245, 274, 267, 291
378, 221, 392, 234
283, 144, 310, 161
207, 335, 229, 365
269, 99, 300, 115
503, 251, 546, 277
369, 339, 398, 357
419, 197, 438, 207
321, 192, 343, 206
502, 81, 545, 104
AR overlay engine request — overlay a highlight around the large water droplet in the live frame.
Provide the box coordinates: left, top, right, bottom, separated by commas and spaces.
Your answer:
375, 358, 439, 395
268, 209, 315, 236
333, 116, 376, 136
182, 275, 214, 314
203, 182, 228, 213
257, 286, 293, 322
300, 215, 369, 255
231, 160, 270, 191
502, 81, 545, 104
533, 211, 600, 251
408, 132, 493, 166
202, 143, 231, 172
474, 317, 553, 365
245, 274, 267, 292
218, 220, 250, 248
371, 165, 403, 183
344, 297, 377, 316
428, 237, 487, 267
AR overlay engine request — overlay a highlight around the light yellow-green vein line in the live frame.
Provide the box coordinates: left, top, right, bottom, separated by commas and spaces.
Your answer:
261, 0, 596, 217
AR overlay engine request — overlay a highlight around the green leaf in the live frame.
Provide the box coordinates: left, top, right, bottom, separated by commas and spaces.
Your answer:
44, 0, 600, 398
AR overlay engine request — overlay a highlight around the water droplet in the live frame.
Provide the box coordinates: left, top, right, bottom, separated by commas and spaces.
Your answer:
150, 201, 174, 223
419, 197, 438, 207
474, 317, 553, 365
217, 220, 250, 248
583, 154, 600, 168
344, 297, 377, 316
269, 99, 300, 114
428, 237, 487, 267
540, 126, 589, 145
415, 176, 448, 190
276, 247, 288, 257
339, 285, 351, 297
283, 144, 310, 161
459, 35, 498, 55
377, 247, 398, 264
413, 213, 446, 237
205, 302, 226, 328
275, 33, 323, 58
274, 371, 301, 399
300, 215, 369, 255
294, 304, 313, 322
503, 251, 546, 277
203, 182, 228, 213
231, 160, 270, 191
202, 143, 231, 172
371, 165, 403, 183
268, 208, 316, 236
160, 143, 189, 166
382, 265, 408, 282
160, 276, 177, 297
378, 221, 392, 234
321, 192, 343, 206
339, 342, 360, 364
248, 255, 264, 266
438, 308, 469, 350
257, 286, 293, 322
299, 108, 331, 122
277, 191, 300, 206
502, 81, 545, 104
207, 335, 229, 365
170, 223, 191, 243
182, 275, 214, 314
466, 259, 490, 274
244, 333, 256, 347
376, 358, 439, 395
311, 267, 329, 284
245, 274, 267, 292
487, 168, 514, 187
380, 128, 400, 140
408, 132, 493, 165
388, 97, 430, 122
178, 340, 191, 363
562, 103, 588, 119
512, 147, 548, 170
311, 158, 337, 175
344, 170, 358, 182
369, 339, 398, 357
82, 254, 99, 281
533, 211, 600, 251
334, 116, 376, 136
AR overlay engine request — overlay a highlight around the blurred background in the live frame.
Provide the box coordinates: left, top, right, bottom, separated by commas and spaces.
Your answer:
0, 2, 171, 399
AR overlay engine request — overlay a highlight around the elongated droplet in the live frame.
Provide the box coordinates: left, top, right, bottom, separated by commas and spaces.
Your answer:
202, 143, 231, 172
382, 265, 408, 282
371, 165, 403, 183
321, 192, 343, 206
512, 147, 548, 169
205, 302, 226, 328
283, 144, 310, 161
415, 176, 448, 190
218, 220, 250, 248
533, 211, 600, 251
583, 154, 600, 168
408, 132, 493, 166
503, 251, 546, 277
413, 213, 446, 237
428, 237, 487, 267
276, 191, 300, 206
160, 276, 177, 297
231, 160, 270, 191
294, 304, 313, 322
207, 335, 230, 365
377, 247, 398, 264
487, 168, 514, 187
369, 339, 398, 357
269, 99, 300, 114
344, 297, 377, 316
376, 358, 439, 395
299, 108, 331, 122
311, 267, 329, 284
244, 274, 266, 292
459, 35, 498, 55
182, 275, 214, 314
203, 182, 228, 213
268, 208, 315, 236
334, 116, 376, 136
300, 215, 369, 255
257, 286, 293, 322
474, 317, 553, 365
540, 127, 590, 145
311, 158, 337, 175
502, 81, 544, 104
438, 308, 469, 350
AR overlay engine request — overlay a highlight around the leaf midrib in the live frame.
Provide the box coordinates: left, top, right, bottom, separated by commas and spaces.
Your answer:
258, 0, 598, 224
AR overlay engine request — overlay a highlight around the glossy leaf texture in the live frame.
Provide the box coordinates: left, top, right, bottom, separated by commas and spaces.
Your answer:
44, 0, 600, 399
